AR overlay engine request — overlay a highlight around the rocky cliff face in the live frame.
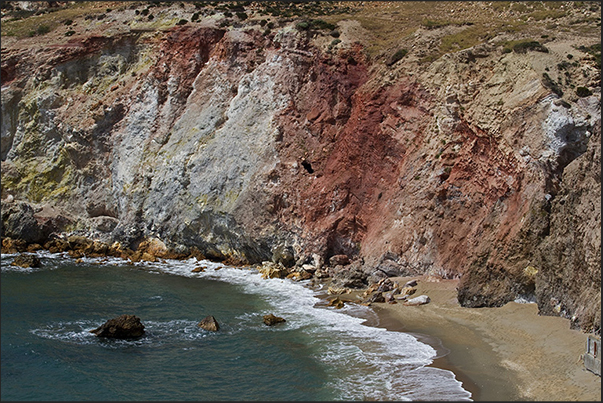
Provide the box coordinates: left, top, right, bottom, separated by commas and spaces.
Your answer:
1, 1, 600, 333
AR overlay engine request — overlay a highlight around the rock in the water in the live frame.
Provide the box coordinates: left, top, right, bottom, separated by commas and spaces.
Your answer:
11, 254, 41, 268
327, 286, 347, 295
198, 315, 220, 331
263, 313, 286, 326
327, 297, 345, 309
404, 295, 431, 306
90, 314, 145, 338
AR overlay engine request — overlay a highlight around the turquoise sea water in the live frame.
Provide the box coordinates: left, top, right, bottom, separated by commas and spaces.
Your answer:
1, 251, 472, 401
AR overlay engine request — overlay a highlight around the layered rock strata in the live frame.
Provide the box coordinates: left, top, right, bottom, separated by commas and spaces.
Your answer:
1, 2, 600, 333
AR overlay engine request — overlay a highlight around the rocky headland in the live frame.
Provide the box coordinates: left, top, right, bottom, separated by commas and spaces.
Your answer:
1, 1, 600, 335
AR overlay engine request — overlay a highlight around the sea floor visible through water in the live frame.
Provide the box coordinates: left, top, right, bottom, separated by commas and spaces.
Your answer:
1, 251, 472, 401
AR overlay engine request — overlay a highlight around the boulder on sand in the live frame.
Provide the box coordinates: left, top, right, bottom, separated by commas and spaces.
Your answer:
404, 295, 431, 306
90, 314, 145, 338
263, 313, 286, 326
361, 291, 386, 306
198, 315, 220, 331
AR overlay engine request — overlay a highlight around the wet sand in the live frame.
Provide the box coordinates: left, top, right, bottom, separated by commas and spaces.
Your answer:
365, 275, 601, 401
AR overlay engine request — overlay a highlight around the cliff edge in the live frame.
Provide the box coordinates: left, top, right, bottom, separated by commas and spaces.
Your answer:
1, 1, 600, 334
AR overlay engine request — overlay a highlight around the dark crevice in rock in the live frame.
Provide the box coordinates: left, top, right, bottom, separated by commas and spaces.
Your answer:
301, 160, 314, 173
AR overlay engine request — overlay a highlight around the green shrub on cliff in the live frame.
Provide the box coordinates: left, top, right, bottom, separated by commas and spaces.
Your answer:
311, 19, 337, 31
542, 73, 563, 97
5, 9, 36, 20
328, 38, 341, 50
296, 19, 337, 33
386, 49, 408, 66
512, 40, 549, 53
576, 43, 601, 69
28, 25, 50, 37
296, 21, 310, 30
421, 19, 450, 29
576, 86, 593, 97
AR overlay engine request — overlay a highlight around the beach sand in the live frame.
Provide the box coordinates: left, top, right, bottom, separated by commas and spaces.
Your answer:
359, 275, 601, 401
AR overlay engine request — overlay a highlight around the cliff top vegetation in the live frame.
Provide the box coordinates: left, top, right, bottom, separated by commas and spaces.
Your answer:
2, 1, 600, 64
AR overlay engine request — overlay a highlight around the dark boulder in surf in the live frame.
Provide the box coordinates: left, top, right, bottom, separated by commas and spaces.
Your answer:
198, 315, 220, 331
263, 314, 286, 326
90, 314, 145, 338
11, 254, 41, 268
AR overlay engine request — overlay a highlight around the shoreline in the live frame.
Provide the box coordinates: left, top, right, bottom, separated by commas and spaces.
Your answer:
5, 250, 601, 400
365, 275, 601, 401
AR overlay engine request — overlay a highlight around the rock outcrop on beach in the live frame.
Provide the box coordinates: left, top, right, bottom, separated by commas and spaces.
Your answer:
404, 295, 431, 306
1, 2, 600, 334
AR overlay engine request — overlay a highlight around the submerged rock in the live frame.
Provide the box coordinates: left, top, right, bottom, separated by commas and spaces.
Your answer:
11, 254, 41, 268
198, 315, 220, 332
263, 314, 286, 326
90, 314, 145, 338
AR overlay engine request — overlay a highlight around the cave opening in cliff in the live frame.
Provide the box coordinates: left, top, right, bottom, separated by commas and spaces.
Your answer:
301, 160, 314, 174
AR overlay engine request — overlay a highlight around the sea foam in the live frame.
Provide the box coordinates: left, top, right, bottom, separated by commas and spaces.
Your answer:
11, 252, 471, 401
134, 257, 472, 401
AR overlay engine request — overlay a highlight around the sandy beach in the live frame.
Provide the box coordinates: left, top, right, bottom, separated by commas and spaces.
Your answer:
359, 275, 601, 401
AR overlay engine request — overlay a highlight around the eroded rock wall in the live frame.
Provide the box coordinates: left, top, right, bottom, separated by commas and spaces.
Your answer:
1, 3, 600, 333
534, 119, 601, 332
